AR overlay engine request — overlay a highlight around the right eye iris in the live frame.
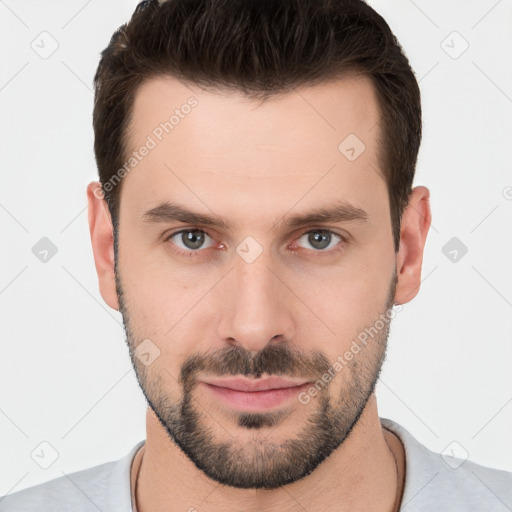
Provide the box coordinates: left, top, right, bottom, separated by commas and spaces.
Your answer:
181, 230, 206, 250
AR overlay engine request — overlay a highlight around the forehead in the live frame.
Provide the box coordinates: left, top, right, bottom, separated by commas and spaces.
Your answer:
121, 73, 386, 226
128, 73, 380, 154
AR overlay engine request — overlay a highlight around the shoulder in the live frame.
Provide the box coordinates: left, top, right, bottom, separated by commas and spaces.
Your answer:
0, 441, 144, 512
381, 418, 512, 512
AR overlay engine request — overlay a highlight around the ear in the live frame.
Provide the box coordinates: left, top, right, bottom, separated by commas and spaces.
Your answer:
87, 182, 119, 311
394, 186, 431, 305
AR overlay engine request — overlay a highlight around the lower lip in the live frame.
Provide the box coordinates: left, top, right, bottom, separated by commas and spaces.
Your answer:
201, 382, 311, 412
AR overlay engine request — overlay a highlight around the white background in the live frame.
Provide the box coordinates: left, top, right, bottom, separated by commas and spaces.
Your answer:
0, 0, 511, 496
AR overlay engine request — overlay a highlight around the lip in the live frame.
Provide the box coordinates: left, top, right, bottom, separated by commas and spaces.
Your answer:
201, 376, 310, 392
200, 377, 311, 412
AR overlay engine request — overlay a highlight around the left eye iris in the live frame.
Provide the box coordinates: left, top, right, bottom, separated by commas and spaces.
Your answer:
299, 230, 341, 251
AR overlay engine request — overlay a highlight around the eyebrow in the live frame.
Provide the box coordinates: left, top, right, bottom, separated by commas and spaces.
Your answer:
141, 200, 368, 232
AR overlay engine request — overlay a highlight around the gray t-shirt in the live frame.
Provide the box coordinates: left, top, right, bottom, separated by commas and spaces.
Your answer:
1, 418, 511, 511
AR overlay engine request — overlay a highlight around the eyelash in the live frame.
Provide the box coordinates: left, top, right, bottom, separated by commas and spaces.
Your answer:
163, 228, 348, 258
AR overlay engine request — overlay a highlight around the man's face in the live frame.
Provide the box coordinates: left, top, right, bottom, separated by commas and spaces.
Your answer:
114, 75, 398, 489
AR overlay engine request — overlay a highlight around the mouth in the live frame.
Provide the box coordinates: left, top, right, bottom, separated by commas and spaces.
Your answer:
200, 376, 312, 412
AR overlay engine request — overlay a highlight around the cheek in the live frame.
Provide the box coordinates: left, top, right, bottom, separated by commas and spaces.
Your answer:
290, 252, 394, 354
118, 249, 219, 355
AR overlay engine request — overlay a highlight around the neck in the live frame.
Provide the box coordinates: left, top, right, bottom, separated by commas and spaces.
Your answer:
133, 394, 405, 512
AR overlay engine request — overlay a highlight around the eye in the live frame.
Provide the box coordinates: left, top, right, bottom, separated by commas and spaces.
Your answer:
166, 229, 215, 255
295, 229, 345, 252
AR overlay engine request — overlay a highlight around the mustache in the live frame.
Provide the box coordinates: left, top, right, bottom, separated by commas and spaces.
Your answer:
179, 343, 332, 388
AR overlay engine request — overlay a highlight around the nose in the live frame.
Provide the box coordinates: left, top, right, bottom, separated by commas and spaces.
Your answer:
216, 249, 296, 354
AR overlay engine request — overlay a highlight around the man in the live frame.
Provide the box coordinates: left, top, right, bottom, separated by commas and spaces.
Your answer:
1, 0, 511, 510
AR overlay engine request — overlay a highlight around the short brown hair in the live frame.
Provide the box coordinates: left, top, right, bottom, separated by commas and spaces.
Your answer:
93, 0, 421, 251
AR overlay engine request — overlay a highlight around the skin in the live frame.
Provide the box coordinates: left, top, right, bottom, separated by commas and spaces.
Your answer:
87, 74, 431, 511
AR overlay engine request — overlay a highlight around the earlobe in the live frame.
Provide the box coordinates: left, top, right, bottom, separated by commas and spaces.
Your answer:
86, 182, 120, 311
394, 186, 431, 305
